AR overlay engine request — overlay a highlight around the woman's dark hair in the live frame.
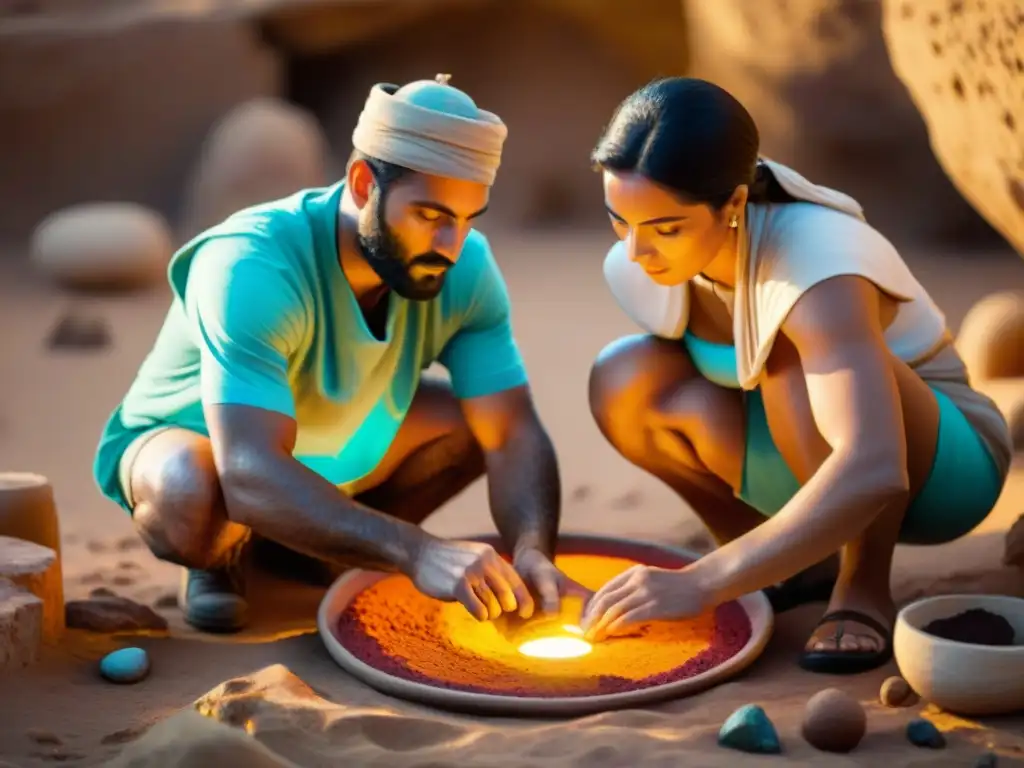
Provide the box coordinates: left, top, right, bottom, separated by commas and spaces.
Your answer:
592, 77, 795, 209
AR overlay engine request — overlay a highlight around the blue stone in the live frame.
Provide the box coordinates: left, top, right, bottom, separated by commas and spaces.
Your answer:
906, 718, 946, 749
718, 704, 782, 754
99, 647, 150, 684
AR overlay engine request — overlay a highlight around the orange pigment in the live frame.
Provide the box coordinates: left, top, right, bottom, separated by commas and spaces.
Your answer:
334, 550, 752, 697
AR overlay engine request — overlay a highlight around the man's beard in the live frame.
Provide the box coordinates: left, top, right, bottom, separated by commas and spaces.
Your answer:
357, 198, 453, 301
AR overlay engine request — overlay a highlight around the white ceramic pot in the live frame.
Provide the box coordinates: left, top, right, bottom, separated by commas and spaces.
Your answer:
894, 594, 1024, 716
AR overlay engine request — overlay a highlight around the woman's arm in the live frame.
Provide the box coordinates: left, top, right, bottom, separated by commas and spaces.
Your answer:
691, 275, 911, 604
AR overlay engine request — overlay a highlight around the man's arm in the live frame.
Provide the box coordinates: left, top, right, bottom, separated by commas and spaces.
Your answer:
436, 234, 561, 560
207, 404, 425, 574
460, 386, 561, 560
188, 238, 429, 575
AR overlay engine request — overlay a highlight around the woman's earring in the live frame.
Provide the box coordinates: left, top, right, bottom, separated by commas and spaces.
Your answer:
729, 214, 739, 229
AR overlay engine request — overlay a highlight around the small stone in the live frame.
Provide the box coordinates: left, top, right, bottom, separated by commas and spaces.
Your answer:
26, 729, 61, 745
99, 647, 150, 684
801, 688, 866, 753
973, 752, 998, 768
718, 704, 782, 754
66, 596, 168, 633
906, 718, 946, 748
45, 311, 111, 351
152, 592, 178, 609
880, 676, 919, 708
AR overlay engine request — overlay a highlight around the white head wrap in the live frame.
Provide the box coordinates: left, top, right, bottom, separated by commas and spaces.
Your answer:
351, 74, 507, 186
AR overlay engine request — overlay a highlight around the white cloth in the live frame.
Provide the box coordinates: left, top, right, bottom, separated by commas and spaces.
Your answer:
603, 158, 1012, 478
352, 82, 507, 186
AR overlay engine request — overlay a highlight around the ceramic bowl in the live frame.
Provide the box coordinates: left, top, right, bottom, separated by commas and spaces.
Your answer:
894, 594, 1024, 716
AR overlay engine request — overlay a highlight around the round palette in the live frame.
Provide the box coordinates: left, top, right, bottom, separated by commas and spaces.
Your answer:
317, 534, 774, 716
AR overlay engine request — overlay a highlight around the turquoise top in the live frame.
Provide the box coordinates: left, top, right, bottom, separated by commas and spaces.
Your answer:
93, 182, 528, 510
683, 331, 741, 390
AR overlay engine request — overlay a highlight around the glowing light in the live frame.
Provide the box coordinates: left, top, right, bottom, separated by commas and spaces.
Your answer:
518, 626, 592, 659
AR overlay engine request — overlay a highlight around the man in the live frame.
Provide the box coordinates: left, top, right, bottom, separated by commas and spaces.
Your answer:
93, 75, 580, 633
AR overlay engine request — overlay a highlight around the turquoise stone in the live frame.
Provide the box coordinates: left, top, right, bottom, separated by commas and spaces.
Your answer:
99, 647, 150, 684
718, 704, 782, 754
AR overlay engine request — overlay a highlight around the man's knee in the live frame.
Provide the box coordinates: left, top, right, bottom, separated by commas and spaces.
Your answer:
131, 440, 225, 569
588, 335, 697, 446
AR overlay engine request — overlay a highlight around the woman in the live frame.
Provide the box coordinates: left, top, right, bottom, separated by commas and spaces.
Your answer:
578, 77, 1012, 674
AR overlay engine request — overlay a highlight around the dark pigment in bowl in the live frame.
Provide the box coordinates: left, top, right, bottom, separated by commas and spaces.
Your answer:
923, 608, 1017, 646
333, 538, 754, 698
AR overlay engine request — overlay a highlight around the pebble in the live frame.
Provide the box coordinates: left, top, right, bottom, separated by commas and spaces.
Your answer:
66, 595, 168, 633
99, 647, 150, 684
879, 676, 919, 708
974, 752, 998, 768
906, 718, 946, 749
718, 704, 782, 754
801, 688, 866, 753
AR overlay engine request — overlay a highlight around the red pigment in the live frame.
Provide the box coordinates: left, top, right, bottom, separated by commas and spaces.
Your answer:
333, 538, 753, 698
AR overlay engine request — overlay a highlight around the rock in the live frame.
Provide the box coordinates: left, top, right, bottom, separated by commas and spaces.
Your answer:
0, 475, 64, 650
882, 0, 1024, 255
30, 202, 173, 292
66, 595, 168, 634
880, 675, 919, 708
0, 473, 63, 571
153, 592, 178, 609
0, 577, 43, 670
956, 292, 1024, 383
26, 729, 62, 745
801, 688, 866, 753
0, 535, 63, 643
974, 752, 998, 768
45, 310, 112, 351
906, 718, 946, 749
718, 703, 782, 754
683, 0, 987, 242
99, 647, 150, 684
179, 97, 329, 240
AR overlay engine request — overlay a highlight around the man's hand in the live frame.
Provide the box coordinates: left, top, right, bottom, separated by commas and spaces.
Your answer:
411, 536, 534, 621
579, 565, 713, 642
513, 548, 593, 616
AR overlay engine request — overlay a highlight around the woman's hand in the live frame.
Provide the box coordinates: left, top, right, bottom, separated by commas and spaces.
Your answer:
579, 565, 714, 641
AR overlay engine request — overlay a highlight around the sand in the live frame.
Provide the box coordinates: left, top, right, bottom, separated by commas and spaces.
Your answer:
1, 230, 1024, 766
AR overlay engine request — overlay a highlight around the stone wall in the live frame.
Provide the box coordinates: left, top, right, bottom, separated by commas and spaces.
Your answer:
0, 0, 1013, 249
683, 0, 1002, 245
284, 1, 665, 229
882, 0, 1024, 255
0, 17, 281, 240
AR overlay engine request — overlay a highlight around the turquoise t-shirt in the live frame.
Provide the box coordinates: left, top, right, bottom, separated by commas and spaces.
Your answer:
93, 182, 528, 512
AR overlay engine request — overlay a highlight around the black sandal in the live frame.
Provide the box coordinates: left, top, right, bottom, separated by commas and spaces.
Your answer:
762, 553, 840, 614
798, 609, 893, 675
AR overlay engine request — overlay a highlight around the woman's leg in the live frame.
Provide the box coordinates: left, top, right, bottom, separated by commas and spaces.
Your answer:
760, 333, 941, 661
589, 334, 837, 609
589, 335, 762, 544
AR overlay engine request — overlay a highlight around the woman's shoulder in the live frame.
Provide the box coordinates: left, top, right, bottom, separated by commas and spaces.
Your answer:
765, 202, 898, 258
755, 202, 911, 284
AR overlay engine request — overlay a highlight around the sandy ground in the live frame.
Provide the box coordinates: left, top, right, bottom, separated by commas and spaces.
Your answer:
1, 230, 1024, 766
